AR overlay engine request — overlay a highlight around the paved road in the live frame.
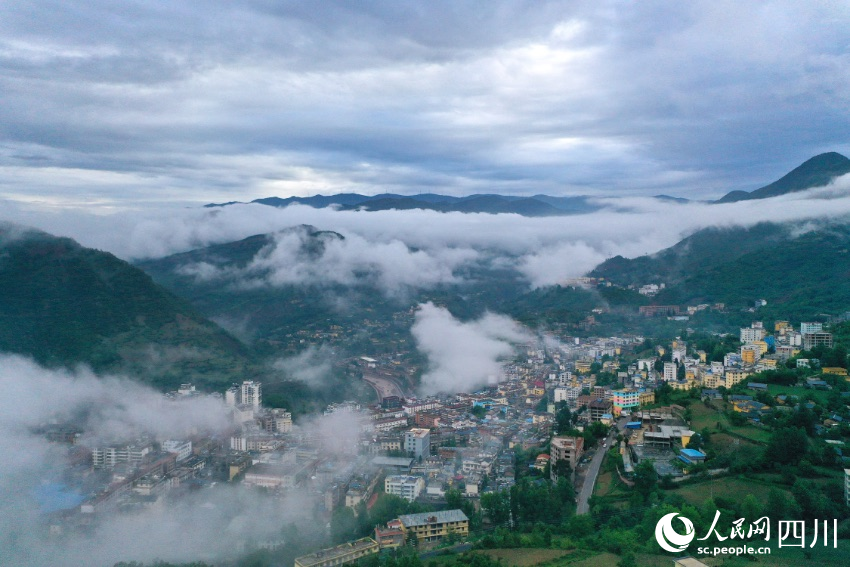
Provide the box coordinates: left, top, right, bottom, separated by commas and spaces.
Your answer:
362, 372, 406, 402
576, 417, 629, 514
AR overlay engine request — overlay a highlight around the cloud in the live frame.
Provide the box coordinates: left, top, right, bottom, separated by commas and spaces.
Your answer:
1, 2, 849, 205
411, 302, 533, 395
273, 345, 337, 388
175, 224, 479, 296
5, 173, 850, 295
0, 354, 320, 566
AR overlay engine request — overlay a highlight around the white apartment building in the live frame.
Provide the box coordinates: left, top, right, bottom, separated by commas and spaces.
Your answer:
663, 362, 677, 382
740, 326, 767, 344
226, 380, 263, 408
404, 428, 431, 458
554, 386, 582, 403
91, 443, 152, 469
241, 381, 262, 408
162, 440, 192, 462
801, 322, 823, 335
384, 475, 424, 501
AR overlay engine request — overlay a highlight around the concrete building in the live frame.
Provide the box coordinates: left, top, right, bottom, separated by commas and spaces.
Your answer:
398, 510, 469, 544
384, 475, 424, 501
638, 390, 655, 406
663, 362, 676, 382
741, 345, 761, 365
241, 381, 262, 408
588, 398, 613, 422
612, 389, 640, 417
161, 440, 192, 462
803, 332, 833, 350
404, 428, 431, 459
550, 436, 584, 481
725, 369, 751, 387
294, 538, 379, 567
225, 380, 263, 408
91, 442, 152, 469
800, 322, 824, 335
740, 326, 767, 344
260, 408, 293, 433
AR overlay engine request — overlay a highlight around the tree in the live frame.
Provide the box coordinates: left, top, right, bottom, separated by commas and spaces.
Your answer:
555, 403, 572, 434
764, 427, 808, 466
633, 460, 658, 501
823, 344, 848, 368
330, 506, 358, 543
739, 494, 763, 522
686, 433, 703, 451
481, 490, 511, 526
656, 382, 673, 405
445, 488, 463, 510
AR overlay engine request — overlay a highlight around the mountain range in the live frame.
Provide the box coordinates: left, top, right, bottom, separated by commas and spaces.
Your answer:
207, 152, 850, 214
4, 152, 850, 396
208, 192, 602, 216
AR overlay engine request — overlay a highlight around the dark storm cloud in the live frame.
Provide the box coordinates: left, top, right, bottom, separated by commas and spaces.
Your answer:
0, 1, 848, 206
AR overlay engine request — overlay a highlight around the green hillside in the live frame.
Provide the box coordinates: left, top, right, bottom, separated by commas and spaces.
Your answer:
716, 152, 850, 203
590, 220, 850, 320
0, 224, 253, 389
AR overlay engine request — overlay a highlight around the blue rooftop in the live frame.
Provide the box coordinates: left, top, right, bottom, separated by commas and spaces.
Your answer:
680, 448, 706, 458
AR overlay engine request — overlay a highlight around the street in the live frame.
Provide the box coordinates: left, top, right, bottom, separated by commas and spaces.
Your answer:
575, 416, 628, 514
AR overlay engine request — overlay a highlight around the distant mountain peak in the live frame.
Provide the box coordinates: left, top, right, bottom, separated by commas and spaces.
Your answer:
715, 152, 850, 203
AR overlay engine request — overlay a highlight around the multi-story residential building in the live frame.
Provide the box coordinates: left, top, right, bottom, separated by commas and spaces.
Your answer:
740, 326, 767, 344
725, 369, 751, 388
800, 322, 823, 335
741, 344, 761, 365
588, 398, 613, 421
638, 390, 655, 406
612, 389, 640, 416
550, 436, 584, 481
404, 428, 431, 459
161, 440, 192, 462
384, 475, 425, 501
91, 442, 152, 469
241, 381, 262, 408
663, 362, 677, 382
260, 408, 293, 433
375, 416, 409, 432
398, 510, 469, 544
702, 372, 724, 389
294, 538, 379, 567
226, 380, 263, 408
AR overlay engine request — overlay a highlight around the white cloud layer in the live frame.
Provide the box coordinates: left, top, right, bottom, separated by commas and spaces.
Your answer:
0, 355, 316, 566
5, 174, 850, 292
411, 302, 532, 395
179, 226, 478, 296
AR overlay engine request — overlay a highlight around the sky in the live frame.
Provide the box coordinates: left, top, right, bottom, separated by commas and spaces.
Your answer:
1, 1, 849, 209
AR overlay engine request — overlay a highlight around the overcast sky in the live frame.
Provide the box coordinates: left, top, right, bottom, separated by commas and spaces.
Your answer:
1, 1, 849, 208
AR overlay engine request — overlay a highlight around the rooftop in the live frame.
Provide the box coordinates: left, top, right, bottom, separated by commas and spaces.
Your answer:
398, 509, 469, 528
295, 538, 378, 567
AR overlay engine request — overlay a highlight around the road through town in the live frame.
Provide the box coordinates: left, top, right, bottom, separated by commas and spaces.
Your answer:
576, 417, 628, 514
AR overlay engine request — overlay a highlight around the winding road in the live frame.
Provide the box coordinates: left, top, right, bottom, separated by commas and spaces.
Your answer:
362, 372, 407, 402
